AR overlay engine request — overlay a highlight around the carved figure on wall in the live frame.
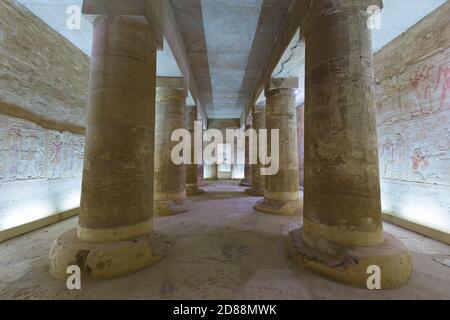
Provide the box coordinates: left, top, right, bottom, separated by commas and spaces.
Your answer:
1, 115, 86, 182
410, 65, 435, 114
411, 148, 430, 180
394, 134, 406, 179
67, 136, 84, 177
24, 132, 45, 178
380, 138, 395, 178
409, 62, 450, 115
48, 134, 64, 179
8, 126, 22, 179
437, 64, 450, 109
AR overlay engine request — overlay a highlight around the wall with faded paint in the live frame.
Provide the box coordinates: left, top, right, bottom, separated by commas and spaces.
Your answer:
0, 0, 89, 232
374, 3, 450, 234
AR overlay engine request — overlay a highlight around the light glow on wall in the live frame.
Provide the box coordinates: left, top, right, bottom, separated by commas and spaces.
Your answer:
0, 189, 81, 231
381, 181, 450, 234
232, 165, 245, 180
1, 200, 56, 230
57, 190, 82, 213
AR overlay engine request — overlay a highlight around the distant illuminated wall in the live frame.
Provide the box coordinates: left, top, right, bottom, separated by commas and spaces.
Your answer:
374, 3, 450, 234
0, 114, 84, 231
232, 164, 245, 180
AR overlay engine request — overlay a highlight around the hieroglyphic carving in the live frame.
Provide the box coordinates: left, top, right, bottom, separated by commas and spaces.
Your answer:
376, 57, 450, 127
0, 114, 85, 182
376, 39, 450, 186
378, 111, 450, 185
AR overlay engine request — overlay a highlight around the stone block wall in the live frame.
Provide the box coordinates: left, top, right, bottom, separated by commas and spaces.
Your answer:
0, 0, 89, 232
374, 3, 450, 234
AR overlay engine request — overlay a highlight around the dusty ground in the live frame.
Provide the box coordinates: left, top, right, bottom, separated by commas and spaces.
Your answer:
0, 182, 449, 300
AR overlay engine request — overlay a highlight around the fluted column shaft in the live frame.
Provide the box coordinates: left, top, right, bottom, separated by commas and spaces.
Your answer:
246, 102, 266, 196
154, 77, 193, 215
186, 106, 205, 195
289, 0, 411, 290
255, 78, 302, 216
50, 15, 167, 281
79, 16, 156, 242
240, 122, 252, 187
303, 1, 383, 247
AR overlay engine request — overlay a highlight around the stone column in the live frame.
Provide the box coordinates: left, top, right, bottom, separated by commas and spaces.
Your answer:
206, 163, 218, 181
246, 101, 266, 196
49, 15, 167, 280
186, 105, 205, 195
198, 164, 208, 187
154, 77, 194, 216
198, 124, 208, 186
255, 78, 302, 216
297, 105, 305, 189
239, 121, 253, 187
289, 0, 411, 289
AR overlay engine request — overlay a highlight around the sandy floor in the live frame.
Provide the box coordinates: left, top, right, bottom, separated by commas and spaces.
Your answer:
1, 181, 450, 300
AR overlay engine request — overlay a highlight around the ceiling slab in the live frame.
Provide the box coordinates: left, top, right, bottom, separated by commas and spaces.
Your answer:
171, 0, 293, 119
17, 0, 446, 121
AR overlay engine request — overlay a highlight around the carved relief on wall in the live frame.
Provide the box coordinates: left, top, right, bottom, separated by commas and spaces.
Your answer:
376, 47, 450, 186
379, 134, 406, 180
378, 110, 450, 185
437, 64, 450, 109
376, 53, 450, 126
0, 115, 85, 182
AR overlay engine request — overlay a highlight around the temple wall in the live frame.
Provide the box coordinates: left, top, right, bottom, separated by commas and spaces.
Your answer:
0, 0, 89, 233
374, 3, 450, 234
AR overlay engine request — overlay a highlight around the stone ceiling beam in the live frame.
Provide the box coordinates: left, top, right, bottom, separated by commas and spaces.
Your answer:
161, 1, 207, 125
242, 0, 306, 120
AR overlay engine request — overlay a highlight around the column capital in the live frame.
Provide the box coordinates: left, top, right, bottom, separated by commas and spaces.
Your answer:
323, 0, 383, 11
254, 100, 266, 114
82, 0, 164, 48
246, 112, 253, 126
186, 105, 198, 130
301, 0, 383, 36
265, 77, 298, 97
156, 77, 188, 97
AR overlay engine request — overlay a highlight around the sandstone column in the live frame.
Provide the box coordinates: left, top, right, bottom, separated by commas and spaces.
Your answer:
206, 163, 218, 181
255, 78, 302, 216
198, 164, 208, 187
289, 0, 411, 289
186, 105, 205, 195
154, 77, 194, 216
246, 101, 266, 196
297, 105, 305, 189
198, 125, 208, 186
239, 121, 253, 187
49, 15, 166, 280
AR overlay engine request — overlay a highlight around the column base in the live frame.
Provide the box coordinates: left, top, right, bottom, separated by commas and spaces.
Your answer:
239, 180, 251, 187
255, 198, 302, 216
186, 185, 205, 196
245, 187, 264, 197
49, 229, 168, 281
198, 180, 208, 187
288, 228, 412, 289
154, 199, 194, 217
